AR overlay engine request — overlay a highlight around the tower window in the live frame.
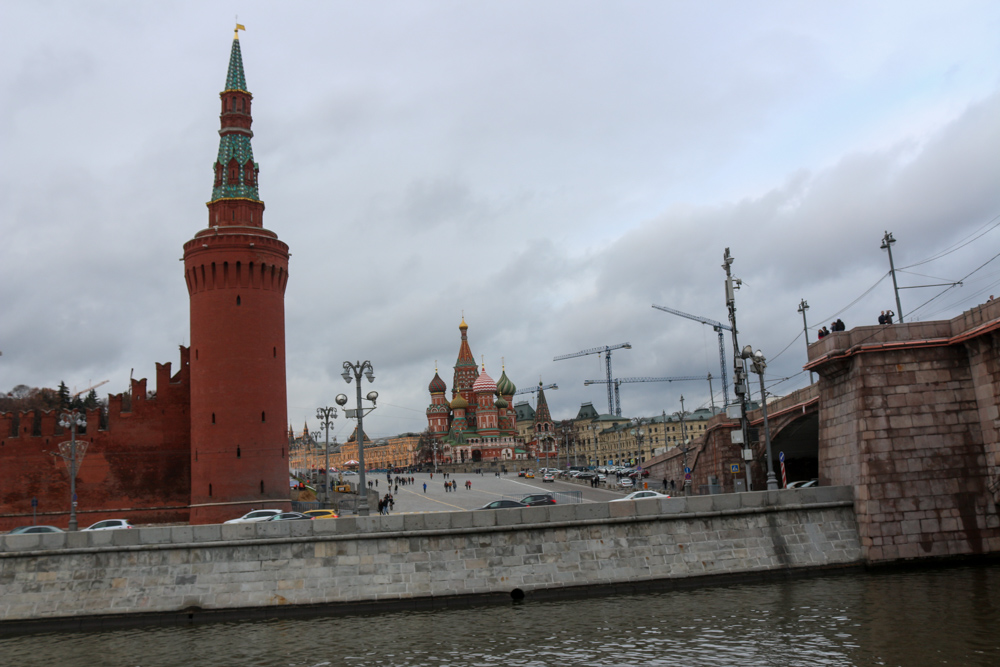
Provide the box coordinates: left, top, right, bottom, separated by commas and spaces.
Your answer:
236, 295, 241, 306
273, 347, 277, 358
237, 446, 241, 458
209, 484, 212, 497
260, 480, 265, 494
261, 411, 266, 422
212, 413, 216, 424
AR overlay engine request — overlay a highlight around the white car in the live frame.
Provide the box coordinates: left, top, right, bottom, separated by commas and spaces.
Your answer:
223, 509, 282, 524
82, 519, 134, 531
619, 478, 634, 488
611, 490, 671, 502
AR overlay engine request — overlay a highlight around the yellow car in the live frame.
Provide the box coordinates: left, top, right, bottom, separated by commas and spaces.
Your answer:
302, 509, 339, 519
525, 471, 535, 479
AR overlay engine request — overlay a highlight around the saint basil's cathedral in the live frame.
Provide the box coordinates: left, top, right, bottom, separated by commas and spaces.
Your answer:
426, 319, 542, 463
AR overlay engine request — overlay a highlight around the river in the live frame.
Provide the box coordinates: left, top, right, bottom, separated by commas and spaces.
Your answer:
2, 562, 998, 667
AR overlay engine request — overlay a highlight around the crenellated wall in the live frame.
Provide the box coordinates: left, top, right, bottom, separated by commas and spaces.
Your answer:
0, 349, 192, 531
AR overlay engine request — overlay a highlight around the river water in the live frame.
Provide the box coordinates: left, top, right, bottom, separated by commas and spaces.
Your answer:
2, 563, 998, 667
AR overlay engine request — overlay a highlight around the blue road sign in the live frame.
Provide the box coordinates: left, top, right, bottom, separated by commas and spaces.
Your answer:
779, 451, 785, 462
683, 467, 691, 474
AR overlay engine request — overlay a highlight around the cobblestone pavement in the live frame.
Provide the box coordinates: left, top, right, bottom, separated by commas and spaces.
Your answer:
365, 471, 633, 514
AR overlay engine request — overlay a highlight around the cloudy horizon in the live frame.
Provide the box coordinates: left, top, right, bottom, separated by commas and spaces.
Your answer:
3, 1, 1000, 442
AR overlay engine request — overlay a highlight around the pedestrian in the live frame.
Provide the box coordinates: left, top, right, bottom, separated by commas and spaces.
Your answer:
466, 480, 472, 490
389, 495, 394, 511
377, 497, 385, 515
394, 484, 398, 494
663, 477, 668, 491
884, 309, 894, 325
878, 311, 886, 325
423, 483, 427, 493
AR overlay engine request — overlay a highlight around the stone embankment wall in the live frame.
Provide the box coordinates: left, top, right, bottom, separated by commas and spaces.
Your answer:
807, 300, 1000, 563
0, 487, 859, 627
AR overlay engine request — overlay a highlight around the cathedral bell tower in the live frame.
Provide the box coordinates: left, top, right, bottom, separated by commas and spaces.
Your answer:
183, 29, 291, 524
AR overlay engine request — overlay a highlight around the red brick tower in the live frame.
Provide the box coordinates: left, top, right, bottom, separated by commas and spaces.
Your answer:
183, 30, 291, 524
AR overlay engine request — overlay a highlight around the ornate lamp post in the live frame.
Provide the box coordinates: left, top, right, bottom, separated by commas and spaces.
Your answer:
674, 396, 692, 496
57, 409, 87, 531
630, 417, 646, 468
743, 346, 779, 490
337, 360, 377, 516
315, 408, 337, 505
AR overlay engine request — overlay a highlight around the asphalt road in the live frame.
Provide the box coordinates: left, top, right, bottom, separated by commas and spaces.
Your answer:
361, 471, 638, 514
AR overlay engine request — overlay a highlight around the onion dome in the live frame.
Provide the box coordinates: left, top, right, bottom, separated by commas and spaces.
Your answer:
495, 396, 509, 409
459, 317, 468, 331
428, 372, 447, 394
472, 365, 497, 394
496, 369, 516, 396
450, 393, 469, 410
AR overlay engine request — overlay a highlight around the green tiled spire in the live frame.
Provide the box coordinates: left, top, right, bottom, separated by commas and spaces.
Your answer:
224, 37, 247, 92
211, 36, 260, 203
212, 134, 259, 202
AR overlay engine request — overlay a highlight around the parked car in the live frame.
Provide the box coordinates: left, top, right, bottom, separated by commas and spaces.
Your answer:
223, 509, 282, 524
82, 519, 134, 531
302, 509, 339, 519
524, 471, 535, 479
266, 512, 314, 521
619, 478, 634, 488
517, 470, 527, 477
477, 500, 528, 510
611, 490, 671, 502
542, 473, 555, 483
787, 479, 818, 489
519, 493, 556, 506
8, 525, 64, 534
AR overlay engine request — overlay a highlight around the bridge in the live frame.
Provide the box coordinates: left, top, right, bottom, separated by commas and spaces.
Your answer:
646, 298, 1000, 563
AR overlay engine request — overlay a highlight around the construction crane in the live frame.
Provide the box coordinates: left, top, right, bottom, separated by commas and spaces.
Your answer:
513, 383, 558, 396
71, 380, 109, 399
555, 342, 632, 416
584, 374, 718, 415
651, 304, 730, 408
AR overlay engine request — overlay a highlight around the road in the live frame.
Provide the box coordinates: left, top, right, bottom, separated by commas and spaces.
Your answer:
357, 471, 636, 514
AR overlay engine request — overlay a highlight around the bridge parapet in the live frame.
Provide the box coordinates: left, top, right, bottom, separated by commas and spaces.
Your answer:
809, 299, 1000, 562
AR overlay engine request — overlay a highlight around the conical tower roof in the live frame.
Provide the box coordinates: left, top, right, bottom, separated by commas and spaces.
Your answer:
211, 34, 260, 204
534, 382, 553, 424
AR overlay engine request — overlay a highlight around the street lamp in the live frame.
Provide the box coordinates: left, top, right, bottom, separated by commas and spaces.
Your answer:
672, 396, 693, 496
315, 407, 338, 506
337, 360, 377, 516
630, 417, 646, 468
743, 346, 779, 490
57, 409, 87, 531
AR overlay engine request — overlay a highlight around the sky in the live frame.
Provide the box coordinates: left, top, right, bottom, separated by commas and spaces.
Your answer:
3, 1, 1000, 443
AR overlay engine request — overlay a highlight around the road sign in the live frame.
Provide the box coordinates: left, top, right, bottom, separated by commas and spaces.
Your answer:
730, 464, 740, 474
779, 451, 785, 462
683, 467, 691, 474
684, 473, 692, 481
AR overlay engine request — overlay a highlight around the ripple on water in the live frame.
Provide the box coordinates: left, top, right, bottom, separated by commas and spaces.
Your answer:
1, 564, 999, 667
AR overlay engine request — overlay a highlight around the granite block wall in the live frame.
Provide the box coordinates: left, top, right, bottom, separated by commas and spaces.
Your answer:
0, 487, 859, 624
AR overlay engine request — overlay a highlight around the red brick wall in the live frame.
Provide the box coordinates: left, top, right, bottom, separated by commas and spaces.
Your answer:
0, 350, 191, 531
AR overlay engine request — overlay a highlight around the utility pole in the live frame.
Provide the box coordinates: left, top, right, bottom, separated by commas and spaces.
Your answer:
723, 248, 754, 491
798, 299, 814, 384
679, 396, 690, 496
881, 231, 904, 323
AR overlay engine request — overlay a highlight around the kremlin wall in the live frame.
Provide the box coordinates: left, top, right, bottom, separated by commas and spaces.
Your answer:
0, 33, 292, 530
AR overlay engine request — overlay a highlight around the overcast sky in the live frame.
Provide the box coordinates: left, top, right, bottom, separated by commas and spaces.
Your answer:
3, 1, 1000, 441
